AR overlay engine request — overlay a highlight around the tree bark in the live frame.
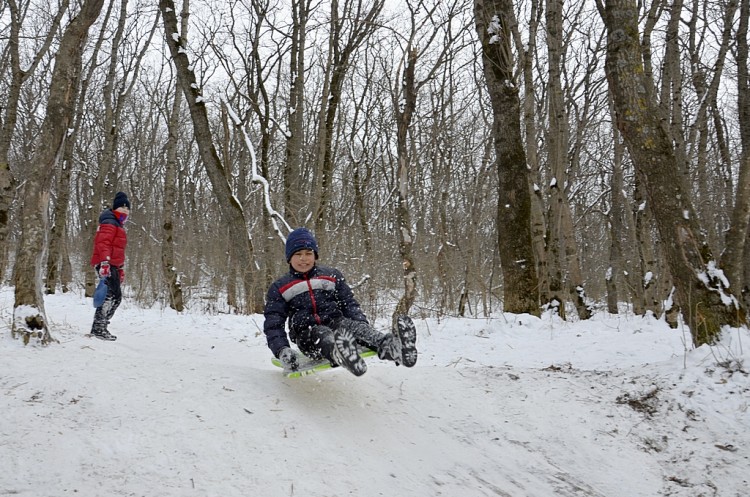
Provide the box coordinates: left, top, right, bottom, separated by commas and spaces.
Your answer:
12, 0, 105, 344
721, 0, 750, 314
600, 0, 745, 345
474, 0, 540, 315
161, 0, 188, 312
160, 0, 263, 312
519, 0, 549, 310
393, 48, 419, 321
0, 0, 69, 282
284, 0, 312, 227
45, 152, 73, 294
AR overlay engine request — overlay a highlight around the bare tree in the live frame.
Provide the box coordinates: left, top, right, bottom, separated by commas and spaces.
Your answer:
390, 0, 471, 321
544, 0, 592, 319
516, 0, 549, 311
160, 0, 264, 312
474, 0, 540, 315
722, 0, 750, 313
599, 0, 745, 345
161, 0, 189, 312
311, 0, 385, 240
0, 0, 69, 282
683, 0, 737, 249
12, 0, 105, 344
284, 0, 313, 227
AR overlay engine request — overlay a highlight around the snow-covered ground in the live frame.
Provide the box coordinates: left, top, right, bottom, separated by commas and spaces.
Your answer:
1, 286, 748, 496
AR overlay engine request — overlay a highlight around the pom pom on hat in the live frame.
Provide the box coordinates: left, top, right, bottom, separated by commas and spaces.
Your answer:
285, 228, 319, 262
113, 192, 130, 210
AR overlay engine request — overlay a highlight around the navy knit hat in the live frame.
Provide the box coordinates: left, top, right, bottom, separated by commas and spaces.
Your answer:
112, 192, 130, 210
285, 228, 319, 262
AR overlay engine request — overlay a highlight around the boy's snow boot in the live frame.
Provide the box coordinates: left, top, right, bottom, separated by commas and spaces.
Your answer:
344, 319, 385, 350
394, 315, 417, 367
376, 334, 402, 364
343, 318, 403, 365
329, 329, 367, 376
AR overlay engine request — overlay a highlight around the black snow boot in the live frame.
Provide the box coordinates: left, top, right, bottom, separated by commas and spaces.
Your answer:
376, 334, 402, 364
394, 315, 417, 367
328, 329, 367, 376
90, 329, 117, 341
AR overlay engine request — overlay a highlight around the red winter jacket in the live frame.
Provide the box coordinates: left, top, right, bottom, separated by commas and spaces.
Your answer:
90, 209, 128, 267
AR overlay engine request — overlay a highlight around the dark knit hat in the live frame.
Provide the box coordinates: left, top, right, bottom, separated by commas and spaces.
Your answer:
112, 192, 130, 210
285, 228, 318, 262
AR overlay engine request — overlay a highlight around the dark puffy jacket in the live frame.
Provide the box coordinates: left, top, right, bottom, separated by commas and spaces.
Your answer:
263, 264, 367, 357
90, 209, 128, 267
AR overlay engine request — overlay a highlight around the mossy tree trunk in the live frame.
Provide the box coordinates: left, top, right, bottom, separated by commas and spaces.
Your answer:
600, 0, 745, 345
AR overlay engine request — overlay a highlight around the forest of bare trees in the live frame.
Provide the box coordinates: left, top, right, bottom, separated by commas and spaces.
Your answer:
1, 0, 747, 346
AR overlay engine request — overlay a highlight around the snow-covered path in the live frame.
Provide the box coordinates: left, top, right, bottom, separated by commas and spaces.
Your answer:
2, 289, 748, 496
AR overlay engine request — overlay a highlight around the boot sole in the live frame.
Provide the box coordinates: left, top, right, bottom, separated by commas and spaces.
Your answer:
332, 330, 367, 376
396, 315, 417, 367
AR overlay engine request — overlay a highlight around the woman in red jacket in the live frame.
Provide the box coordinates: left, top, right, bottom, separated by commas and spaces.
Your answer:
89, 192, 130, 341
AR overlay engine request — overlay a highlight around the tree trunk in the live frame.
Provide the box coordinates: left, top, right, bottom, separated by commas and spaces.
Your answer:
160, 0, 188, 312
12, 0, 105, 344
312, 0, 384, 234
546, 0, 591, 320
606, 147, 624, 315
519, 0, 549, 310
0, 0, 69, 282
721, 0, 750, 315
474, 0, 540, 315
393, 48, 419, 322
44, 158, 73, 294
608, 95, 646, 315
284, 0, 311, 227
160, 0, 263, 312
601, 0, 745, 345
685, 0, 737, 252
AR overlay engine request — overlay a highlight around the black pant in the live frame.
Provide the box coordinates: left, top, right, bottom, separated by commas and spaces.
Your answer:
294, 318, 384, 361
91, 270, 122, 333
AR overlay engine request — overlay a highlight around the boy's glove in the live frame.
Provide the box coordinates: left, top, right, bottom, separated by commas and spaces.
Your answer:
118, 268, 125, 283
98, 262, 110, 278
278, 347, 299, 371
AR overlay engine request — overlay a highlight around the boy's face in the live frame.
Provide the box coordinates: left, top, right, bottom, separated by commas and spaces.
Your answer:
290, 249, 315, 273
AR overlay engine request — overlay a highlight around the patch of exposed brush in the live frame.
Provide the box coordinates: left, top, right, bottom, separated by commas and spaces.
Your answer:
616, 385, 660, 416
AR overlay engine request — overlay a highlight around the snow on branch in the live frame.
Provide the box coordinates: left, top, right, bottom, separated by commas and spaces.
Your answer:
221, 97, 291, 243
696, 261, 739, 308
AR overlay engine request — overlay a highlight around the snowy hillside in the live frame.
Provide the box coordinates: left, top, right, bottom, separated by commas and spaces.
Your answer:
1, 287, 748, 497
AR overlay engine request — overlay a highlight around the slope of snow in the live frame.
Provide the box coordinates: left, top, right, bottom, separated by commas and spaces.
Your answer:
1, 287, 748, 496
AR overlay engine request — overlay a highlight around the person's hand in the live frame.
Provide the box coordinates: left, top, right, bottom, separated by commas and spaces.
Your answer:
118, 268, 125, 283
278, 347, 299, 371
98, 262, 110, 278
